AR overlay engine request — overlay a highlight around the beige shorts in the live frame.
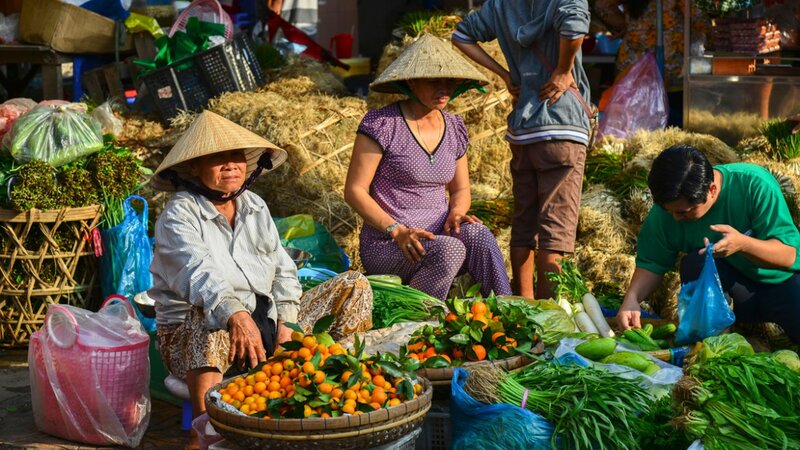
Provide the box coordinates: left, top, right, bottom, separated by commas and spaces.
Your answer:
509, 140, 586, 252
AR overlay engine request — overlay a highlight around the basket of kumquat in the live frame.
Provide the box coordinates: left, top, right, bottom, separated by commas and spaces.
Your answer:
205, 315, 432, 450
388, 296, 541, 394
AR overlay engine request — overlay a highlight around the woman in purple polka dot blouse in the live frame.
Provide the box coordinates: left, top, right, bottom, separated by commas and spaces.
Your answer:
344, 34, 512, 300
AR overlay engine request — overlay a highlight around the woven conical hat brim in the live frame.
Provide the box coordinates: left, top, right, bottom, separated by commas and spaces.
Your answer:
370, 33, 489, 94
150, 111, 287, 191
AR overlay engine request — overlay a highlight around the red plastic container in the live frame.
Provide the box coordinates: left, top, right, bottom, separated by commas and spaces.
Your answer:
330, 33, 353, 59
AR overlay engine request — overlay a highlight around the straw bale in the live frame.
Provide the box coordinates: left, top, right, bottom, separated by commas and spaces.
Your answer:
648, 270, 680, 322
687, 110, 763, 146
573, 246, 635, 294
263, 56, 348, 96
622, 187, 653, 237
495, 226, 512, 275
577, 185, 633, 254
625, 127, 740, 172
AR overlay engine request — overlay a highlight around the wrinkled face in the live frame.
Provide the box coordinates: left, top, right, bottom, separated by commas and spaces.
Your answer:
407, 78, 462, 110
661, 185, 717, 222
189, 150, 248, 195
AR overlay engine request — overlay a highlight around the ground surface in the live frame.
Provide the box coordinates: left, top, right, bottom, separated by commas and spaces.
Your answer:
0, 348, 186, 450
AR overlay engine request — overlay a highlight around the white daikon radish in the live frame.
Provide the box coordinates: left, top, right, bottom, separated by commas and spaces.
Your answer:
574, 311, 599, 334
582, 293, 615, 338
571, 302, 584, 315
558, 297, 573, 316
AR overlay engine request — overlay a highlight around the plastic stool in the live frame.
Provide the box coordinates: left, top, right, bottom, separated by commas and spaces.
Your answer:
164, 374, 193, 430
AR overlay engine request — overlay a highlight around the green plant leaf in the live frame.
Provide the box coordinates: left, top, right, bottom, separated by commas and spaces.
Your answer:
425, 355, 451, 368
465, 283, 482, 298
449, 333, 470, 345
315, 332, 335, 347
376, 361, 404, 378
312, 314, 336, 335
284, 322, 304, 333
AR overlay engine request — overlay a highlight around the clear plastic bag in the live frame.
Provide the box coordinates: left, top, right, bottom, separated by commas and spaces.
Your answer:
28, 296, 151, 447
0, 13, 19, 44
2, 105, 104, 167
597, 53, 668, 140
675, 244, 736, 345
554, 338, 683, 398
100, 195, 155, 331
450, 368, 554, 450
91, 101, 124, 136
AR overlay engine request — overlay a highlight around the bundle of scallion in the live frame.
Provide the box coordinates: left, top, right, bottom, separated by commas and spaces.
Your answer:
465, 362, 651, 450
299, 274, 444, 329
672, 353, 800, 449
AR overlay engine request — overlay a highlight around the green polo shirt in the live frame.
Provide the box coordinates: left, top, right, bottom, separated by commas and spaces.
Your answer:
636, 163, 800, 284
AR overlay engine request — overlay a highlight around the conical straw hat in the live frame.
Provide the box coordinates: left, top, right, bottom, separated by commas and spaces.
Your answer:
370, 33, 489, 94
151, 111, 287, 191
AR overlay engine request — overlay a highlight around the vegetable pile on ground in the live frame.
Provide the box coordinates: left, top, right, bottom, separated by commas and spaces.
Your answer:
464, 361, 652, 450
392, 296, 541, 369
672, 351, 800, 449
300, 274, 445, 329
213, 316, 422, 419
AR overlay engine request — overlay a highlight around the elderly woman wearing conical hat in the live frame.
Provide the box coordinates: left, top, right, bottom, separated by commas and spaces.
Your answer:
344, 34, 512, 300
148, 112, 372, 446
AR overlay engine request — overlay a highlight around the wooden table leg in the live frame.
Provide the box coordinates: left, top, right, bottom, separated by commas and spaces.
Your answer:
41, 63, 63, 100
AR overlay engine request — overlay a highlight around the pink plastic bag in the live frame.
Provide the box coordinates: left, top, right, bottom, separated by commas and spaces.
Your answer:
597, 53, 668, 140
28, 296, 151, 447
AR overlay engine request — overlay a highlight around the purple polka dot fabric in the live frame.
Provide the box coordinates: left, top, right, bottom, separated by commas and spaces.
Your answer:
357, 102, 511, 300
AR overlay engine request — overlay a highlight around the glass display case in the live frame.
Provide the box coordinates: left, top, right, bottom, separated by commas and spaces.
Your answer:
683, 0, 800, 145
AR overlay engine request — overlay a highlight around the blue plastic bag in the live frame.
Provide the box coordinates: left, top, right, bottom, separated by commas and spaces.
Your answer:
675, 244, 735, 345
99, 195, 155, 331
450, 368, 553, 450
274, 214, 350, 273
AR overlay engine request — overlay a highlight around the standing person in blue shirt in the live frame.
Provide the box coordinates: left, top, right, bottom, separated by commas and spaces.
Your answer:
453, 0, 593, 299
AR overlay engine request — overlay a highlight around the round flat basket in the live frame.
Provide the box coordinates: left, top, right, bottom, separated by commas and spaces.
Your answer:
206, 377, 433, 450
417, 354, 532, 389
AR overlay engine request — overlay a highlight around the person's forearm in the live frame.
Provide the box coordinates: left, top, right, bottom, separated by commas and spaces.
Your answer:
741, 237, 797, 269
344, 186, 397, 231
622, 268, 663, 307
452, 40, 509, 81
555, 36, 583, 75
448, 187, 471, 216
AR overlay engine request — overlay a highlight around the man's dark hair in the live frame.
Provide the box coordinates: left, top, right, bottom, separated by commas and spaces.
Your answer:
648, 145, 714, 206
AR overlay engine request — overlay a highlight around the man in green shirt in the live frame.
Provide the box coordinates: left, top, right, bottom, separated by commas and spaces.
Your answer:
617, 145, 800, 343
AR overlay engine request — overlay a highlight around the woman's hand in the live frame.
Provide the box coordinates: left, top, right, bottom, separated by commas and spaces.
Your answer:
391, 225, 436, 263
443, 210, 481, 235
227, 311, 266, 368
276, 321, 293, 347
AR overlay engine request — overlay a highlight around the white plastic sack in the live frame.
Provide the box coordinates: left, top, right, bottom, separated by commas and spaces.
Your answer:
28, 297, 151, 447
554, 337, 682, 397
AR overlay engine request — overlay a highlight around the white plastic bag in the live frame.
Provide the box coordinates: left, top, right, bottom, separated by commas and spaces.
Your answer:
28, 296, 151, 447
554, 337, 682, 397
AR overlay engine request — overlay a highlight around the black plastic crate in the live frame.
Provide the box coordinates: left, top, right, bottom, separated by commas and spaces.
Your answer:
141, 33, 264, 122
197, 32, 265, 96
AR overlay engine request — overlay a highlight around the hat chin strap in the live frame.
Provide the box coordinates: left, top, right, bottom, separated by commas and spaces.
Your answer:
161, 153, 274, 203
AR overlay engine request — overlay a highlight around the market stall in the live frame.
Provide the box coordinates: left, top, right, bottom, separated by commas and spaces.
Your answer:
3, 1, 800, 449
683, 0, 800, 144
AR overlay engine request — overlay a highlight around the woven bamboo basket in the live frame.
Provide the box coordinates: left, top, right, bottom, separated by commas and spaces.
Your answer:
0, 206, 102, 348
206, 377, 433, 450
417, 353, 533, 398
